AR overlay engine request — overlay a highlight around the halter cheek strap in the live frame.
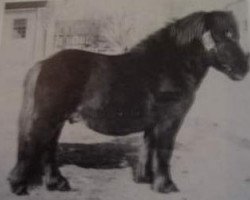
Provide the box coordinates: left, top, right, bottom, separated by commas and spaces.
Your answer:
202, 31, 216, 51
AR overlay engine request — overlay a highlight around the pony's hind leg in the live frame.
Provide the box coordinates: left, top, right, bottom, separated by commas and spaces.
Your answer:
43, 123, 70, 191
8, 135, 43, 196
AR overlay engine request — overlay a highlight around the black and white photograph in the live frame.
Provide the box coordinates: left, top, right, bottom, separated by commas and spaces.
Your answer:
0, 0, 249, 199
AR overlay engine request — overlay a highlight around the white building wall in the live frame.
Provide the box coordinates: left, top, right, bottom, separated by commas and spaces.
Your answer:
248, 0, 250, 49
0, 0, 49, 64
0, 2, 5, 47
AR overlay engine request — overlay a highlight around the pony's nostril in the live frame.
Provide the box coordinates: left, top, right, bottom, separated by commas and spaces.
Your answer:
222, 64, 231, 72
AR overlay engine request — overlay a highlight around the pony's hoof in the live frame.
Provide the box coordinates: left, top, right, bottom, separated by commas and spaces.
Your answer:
8, 163, 43, 195
152, 177, 179, 193
9, 181, 28, 195
46, 175, 71, 191
8, 172, 28, 195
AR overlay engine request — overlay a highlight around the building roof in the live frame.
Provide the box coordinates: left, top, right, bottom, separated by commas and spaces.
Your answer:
5, 0, 47, 10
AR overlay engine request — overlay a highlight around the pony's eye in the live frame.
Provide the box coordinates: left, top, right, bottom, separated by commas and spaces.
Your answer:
225, 31, 233, 39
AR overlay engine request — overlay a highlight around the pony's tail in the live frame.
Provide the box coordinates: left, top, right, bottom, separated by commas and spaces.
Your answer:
18, 63, 41, 138
8, 63, 43, 187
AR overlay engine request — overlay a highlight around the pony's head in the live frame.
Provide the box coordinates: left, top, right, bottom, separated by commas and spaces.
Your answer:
203, 11, 249, 80
171, 11, 249, 81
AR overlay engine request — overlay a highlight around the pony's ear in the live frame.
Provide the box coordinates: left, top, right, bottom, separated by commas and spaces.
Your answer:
201, 31, 216, 51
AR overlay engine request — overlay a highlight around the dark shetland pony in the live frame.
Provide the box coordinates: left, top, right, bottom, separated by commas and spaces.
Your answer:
8, 11, 249, 195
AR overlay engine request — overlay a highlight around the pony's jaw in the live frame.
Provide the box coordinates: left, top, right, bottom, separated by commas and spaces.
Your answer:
210, 43, 249, 81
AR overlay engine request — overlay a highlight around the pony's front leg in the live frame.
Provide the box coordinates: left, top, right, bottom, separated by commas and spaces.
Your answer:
151, 118, 182, 193
43, 123, 70, 192
134, 128, 154, 183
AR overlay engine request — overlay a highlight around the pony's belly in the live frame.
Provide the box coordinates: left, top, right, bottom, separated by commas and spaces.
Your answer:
85, 117, 149, 136
72, 108, 152, 136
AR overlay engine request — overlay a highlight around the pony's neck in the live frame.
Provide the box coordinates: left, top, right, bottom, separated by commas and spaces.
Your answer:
130, 14, 210, 92
181, 50, 210, 91
131, 26, 172, 55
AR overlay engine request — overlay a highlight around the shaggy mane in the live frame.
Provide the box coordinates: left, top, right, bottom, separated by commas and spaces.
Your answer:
132, 11, 207, 53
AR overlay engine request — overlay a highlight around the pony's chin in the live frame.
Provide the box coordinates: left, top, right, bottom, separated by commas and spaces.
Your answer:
217, 64, 246, 81
229, 73, 245, 81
